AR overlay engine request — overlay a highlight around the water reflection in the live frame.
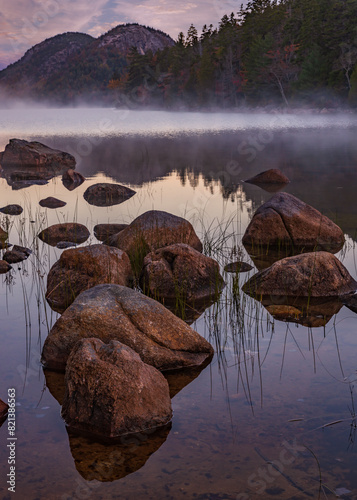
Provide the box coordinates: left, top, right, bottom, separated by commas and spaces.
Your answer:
67, 424, 171, 482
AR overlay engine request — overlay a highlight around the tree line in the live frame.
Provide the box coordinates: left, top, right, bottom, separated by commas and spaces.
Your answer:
110, 0, 357, 108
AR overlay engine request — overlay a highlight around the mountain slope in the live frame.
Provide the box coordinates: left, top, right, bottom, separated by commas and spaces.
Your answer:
0, 24, 174, 102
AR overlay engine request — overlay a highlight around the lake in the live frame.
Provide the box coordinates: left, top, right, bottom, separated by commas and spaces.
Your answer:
0, 108, 357, 500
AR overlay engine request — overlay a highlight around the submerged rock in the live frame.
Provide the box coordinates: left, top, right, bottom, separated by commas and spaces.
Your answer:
0, 260, 12, 273
107, 210, 203, 273
38, 223, 90, 246
0, 204, 23, 215
39, 197, 67, 209
83, 183, 136, 207
46, 244, 133, 313
42, 284, 214, 372
264, 297, 343, 328
62, 169, 85, 191
94, 223, 128, 242
244, 168, 290, 185
56, 241, 76, 249
224, 261, 253, 273
3, 245, 32, 264
243, 252, 357, 298
242, 192, 345, 254
61, 338, 172, 439
140, 243, 225, 305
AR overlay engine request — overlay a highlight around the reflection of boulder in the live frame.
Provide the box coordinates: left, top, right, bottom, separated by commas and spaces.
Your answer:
246, 248, 293, 270
83, 183, 136, 207
140, 243, 225, 306
62, 339, 172, 438
42, 284, 214, 372
243, 252, 357, 299
38, 223, 90, 247
243, 193, 345, 254
341, 294, 357, 314
66, 423, 171, 482
45, 245, 133, 313
262, 297, 343, 327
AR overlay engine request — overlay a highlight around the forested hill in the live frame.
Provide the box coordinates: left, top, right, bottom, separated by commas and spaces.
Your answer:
1, 0, 357, 107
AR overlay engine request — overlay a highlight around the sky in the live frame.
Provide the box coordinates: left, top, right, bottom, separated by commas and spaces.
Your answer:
0, 0, 246, 70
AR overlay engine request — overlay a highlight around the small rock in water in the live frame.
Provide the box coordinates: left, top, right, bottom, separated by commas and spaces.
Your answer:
83, 183, 136, 207
224, 261, 253, 273
62, 168, 86, 190
0, 204, 23, 215
39, 197, 67, 209
56, 241, 76, 249
3, 245, 31, 264
38, 223, 90, 246
0, 259, 12, 273
94, 223, 128, 242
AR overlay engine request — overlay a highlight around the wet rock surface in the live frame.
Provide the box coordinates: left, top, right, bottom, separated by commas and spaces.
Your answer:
38, 223, 90, 246
46, 244, 133, 313
61, 338, 173, 439
0, 204, 23, 215
243, 192, 345, 254
243, 252, 357, 299
0, 398, 8, 423
140, 243, 225, 305
42, 284, 214, 372
0, 139, 76, 170
39, 197, 67, 209
224, 261, 253, 273
244, 168, 290, 185
83, 183, 136, 206
94, 223, 128, 241
0, 260, 12, 273
3, 245, 32, 264
108, 210, 203, 272
62, 169, 85, 190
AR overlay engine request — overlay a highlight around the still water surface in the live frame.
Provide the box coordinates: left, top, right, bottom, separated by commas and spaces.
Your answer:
0, 109, 357, 499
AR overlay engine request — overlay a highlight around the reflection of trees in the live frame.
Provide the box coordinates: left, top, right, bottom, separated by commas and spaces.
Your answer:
38, 128, 357, 239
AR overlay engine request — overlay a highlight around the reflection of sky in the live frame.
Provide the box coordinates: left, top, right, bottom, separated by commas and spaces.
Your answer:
0, 0, 247, 69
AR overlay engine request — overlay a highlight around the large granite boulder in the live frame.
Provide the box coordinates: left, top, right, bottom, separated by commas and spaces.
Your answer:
61, 338, 172, 439
244, 169, 290, 185
107, 211, 203, 272
42, 284, 214, 372
242, 193, 345, 254
242, 252, 357, 298
0, 139, 75, 170
140, 243, 225, 305
45, 244, 133, 312
38, 223, 90, 246
83, 183, 136, 207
